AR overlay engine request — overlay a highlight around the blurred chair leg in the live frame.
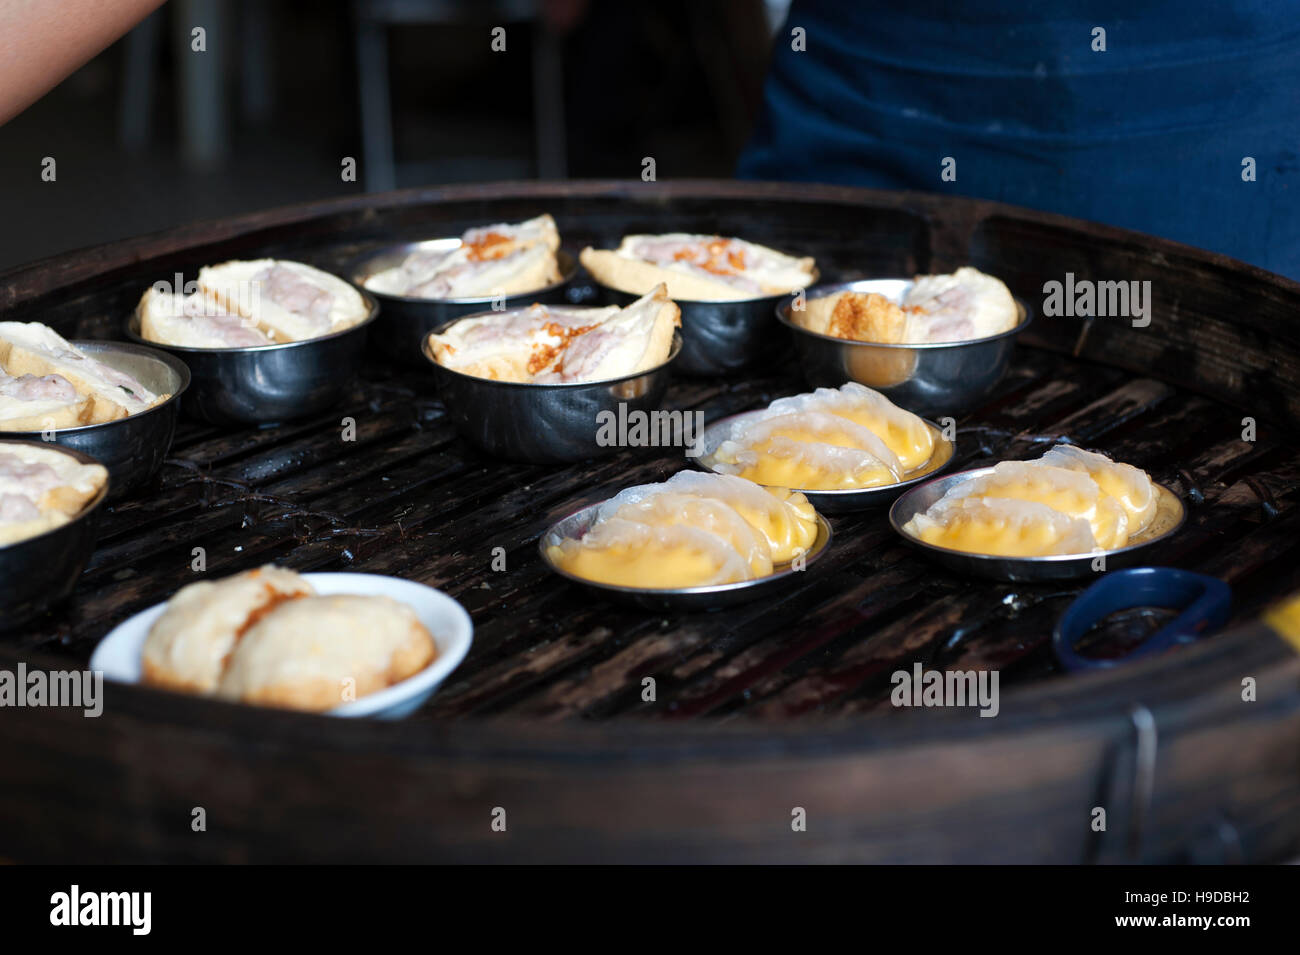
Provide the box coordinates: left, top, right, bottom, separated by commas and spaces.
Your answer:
119, 8, 162, 151
532, 25, 566, 180
357, 12, 396, 192
176, 0, 229, 168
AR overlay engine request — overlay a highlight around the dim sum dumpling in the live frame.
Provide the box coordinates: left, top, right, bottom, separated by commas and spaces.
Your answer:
198, 259, 369, 342
1038, 445, 1158, 535
660, 471, 818, 563
709, 411, 900, 491
903, 496, 1098, 557
547, 517, 753, 588
766, 382, 935, 471
594, 489, 774, 578
942, 460, 1129, 549
901, 266, 1019, 342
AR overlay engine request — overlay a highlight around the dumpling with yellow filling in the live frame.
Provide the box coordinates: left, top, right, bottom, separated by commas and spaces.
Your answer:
709, 411, 901, 491
904, 497, 1098, 557
1038, 445, 1158, 535
547, 517, 753, 588
659, 471, 818, 563
766, 382, 935, 471
594, 488, 774, 578
942, 460, 1129, 549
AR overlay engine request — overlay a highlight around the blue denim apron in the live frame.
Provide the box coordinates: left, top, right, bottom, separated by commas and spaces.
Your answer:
738, 1, 1300, 279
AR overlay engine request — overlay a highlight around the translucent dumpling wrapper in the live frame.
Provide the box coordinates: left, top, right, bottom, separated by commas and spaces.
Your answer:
710, 410, 902, 491
765, 382, 935, 471
547, 517, 753, 588
903, 496, 1099, 557
593, 489, 774, 578
659, 471, 819, 564
1038, 445, 1158, 536
942, 460, 1129, 550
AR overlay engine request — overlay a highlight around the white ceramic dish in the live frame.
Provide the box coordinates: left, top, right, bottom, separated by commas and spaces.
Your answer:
89, 572, 473, 719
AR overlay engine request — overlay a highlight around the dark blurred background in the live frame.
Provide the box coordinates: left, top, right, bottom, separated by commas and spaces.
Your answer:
0, 0, 788, 271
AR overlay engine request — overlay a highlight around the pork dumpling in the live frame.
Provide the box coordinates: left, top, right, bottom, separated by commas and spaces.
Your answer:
365, 214, 561, 299
0, 321, 163, 421
594, 489, 774, 577
531, 285, 680, 383
660, 471, 818, 563
0, 369, 92, 430
903, 496, 1098, 557
581, 233, 816, 302
1038, 445, 1158, 535
547, 517, 753, 588
137, 287, 274, 348
198, 259, 369, 342
709, 411, 900, 491
767, 382, 935, 471
902, 266, 1019, 342
944, 461, 1129, 549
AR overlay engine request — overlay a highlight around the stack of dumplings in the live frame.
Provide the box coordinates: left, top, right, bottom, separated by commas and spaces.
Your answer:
902, 445, 1159, 557
704, 382, 937, 490
546, 472, 820, 588
141, 565, 438, 711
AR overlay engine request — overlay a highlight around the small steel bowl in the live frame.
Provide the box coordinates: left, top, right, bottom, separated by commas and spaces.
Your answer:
0, 440, 108, 630
889, 466, 1186, 582
776, 279, 1032, 418
597, 281, 814, 377
539, 501, 833, 612
0, 341, 188, 500
350, 240, 579, 367
125, 295, 378, 427
422, 327, 683, 464
696, 409, 956, 513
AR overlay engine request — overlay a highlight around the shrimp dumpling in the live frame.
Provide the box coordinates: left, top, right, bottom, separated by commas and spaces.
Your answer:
767, 382, 935, 471
1038, 445, 1158, 535
903, 497, 1098, 557
709, 411, 901, 490
943, 460, 1129, 549
595, 489, 774, 577
661, 471, 819, 563
547, 518, 752, 588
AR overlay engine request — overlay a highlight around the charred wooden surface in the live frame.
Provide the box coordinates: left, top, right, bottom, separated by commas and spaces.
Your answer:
1, 181, 1298, 863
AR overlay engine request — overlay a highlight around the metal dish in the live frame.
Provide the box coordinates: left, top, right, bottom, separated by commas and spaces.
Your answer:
539, 501, 833, 612
597, 280, 815, 377
125, 293, 378, 427
350, 241, 579, 367
776, 278, 1032, 417
0, 341, 189, 500
422, 328, 683, 464
889, 466, 1186, 582
0, 440, 108, 630
695, 409, 956, 513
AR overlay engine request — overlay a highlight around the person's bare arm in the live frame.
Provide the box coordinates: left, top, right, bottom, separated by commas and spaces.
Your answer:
0, 0, 167, 124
